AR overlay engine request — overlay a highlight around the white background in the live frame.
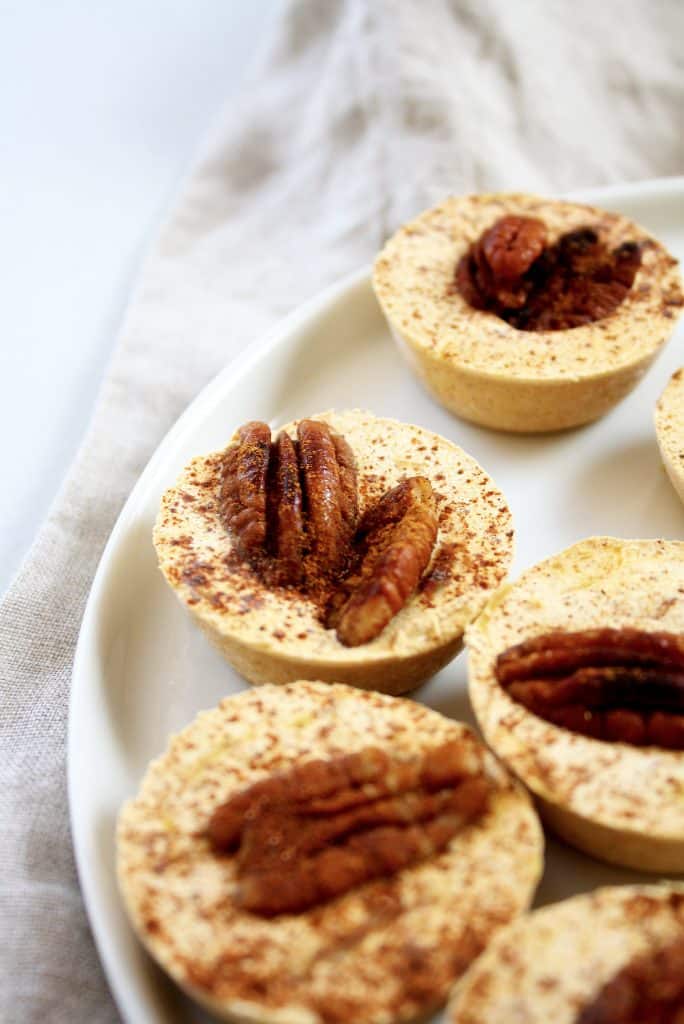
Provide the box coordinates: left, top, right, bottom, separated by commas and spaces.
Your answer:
0, 1, 280, 593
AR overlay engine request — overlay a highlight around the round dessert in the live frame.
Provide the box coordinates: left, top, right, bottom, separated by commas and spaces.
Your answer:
153, 410, 513, 693
655, 367, 684, 505
448, 883, 684, 1023
373, 193, 683, 432
467, 536, 684, 872
118, 681, 543, 1024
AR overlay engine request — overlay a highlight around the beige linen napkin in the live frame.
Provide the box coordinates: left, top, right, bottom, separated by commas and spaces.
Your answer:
2, 1, 682, 1020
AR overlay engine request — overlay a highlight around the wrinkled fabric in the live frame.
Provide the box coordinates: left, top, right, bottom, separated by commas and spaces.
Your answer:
1, 1, 682, 1019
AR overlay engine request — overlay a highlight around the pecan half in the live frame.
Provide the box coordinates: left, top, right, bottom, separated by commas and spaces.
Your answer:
481, 215, 547, 281
219, 420, 439, 644
495, 628, 684, 749
219, 421, 271, 557
577, 937, 684, 1024
207, 740, 490, 915
267, 431, 305, 584
328, 477, 438, 647
331, 432, 359, 538
456, 216, 642, 331
220, 419, 357, 586
298, 419, 356, 579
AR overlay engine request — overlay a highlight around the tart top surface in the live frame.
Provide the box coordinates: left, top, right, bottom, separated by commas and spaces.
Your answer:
467, 536, 684, 837
448, 883, 684, 1024
118, 681, 542, 1024
373, 193, 683, 379
153, 410, 513, 665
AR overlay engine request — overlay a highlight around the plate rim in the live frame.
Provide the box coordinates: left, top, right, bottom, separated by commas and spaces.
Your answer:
68, 175, 684, 1021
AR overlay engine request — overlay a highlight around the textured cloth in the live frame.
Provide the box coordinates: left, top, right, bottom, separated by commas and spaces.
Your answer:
2, 1, 682, 1020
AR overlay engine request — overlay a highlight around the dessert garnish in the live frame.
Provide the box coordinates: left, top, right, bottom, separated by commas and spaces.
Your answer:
220, 419, 438, 646
207, 739, 491, 915
577, 936, 684, 1024
326, 477, 438, 646
496, 627, 684, 749
456, 214, 643, 330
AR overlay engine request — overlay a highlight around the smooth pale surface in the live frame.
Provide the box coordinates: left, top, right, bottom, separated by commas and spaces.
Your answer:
70, 181, 684, 1024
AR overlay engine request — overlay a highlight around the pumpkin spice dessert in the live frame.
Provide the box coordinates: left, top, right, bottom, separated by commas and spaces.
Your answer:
448, 883, 684, 1024
467, 536, 684, 872
117, 681, 543, 1024
655, 367, 684, 505
153, 410, 513, 693
373, 193, 683, 432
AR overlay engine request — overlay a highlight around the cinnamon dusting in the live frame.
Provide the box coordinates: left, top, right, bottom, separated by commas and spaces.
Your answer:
208, 740, 491, 915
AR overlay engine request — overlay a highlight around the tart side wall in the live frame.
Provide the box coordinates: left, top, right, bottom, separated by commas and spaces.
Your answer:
655, 369, 684, 505
536, 794, 684, 873
194, 608, 465, 693
391, 325, 661, 433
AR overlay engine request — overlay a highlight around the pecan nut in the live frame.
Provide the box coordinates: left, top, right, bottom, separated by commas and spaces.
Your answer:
268, 431, 305, 584
220, 420, 439, 645
297, 419, 356, 579
220, 419, 357, 586
207, 739, 490, 915
327, 477, 438, 647
577, 936, 684, 1024
481, 215, 547, 283
219, 421, 271, 556
331, 431, 359, 538
455, 216, 642, 330
495, 627, 684, 749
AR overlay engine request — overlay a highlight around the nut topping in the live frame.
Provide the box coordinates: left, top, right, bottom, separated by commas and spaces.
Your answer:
331, 431, 359, 538
297, 419, 355, 579
219, 421, 271, 556
220, 420, 440, 644
327, 477, 438, 647
456, 216, 643, 330
220, 419, 357, 587
207, 740, 491, 915
481, 215, 547, 284
576, 937, 684, 1024
268, 431, 305, 585
496, 628, 684, 749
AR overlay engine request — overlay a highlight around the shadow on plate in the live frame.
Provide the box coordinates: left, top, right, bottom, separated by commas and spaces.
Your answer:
557, 435, 682, 540
536, 830, 684, 909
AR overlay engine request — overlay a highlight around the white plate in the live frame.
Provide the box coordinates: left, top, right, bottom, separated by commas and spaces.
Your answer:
70, 179, 684, 1024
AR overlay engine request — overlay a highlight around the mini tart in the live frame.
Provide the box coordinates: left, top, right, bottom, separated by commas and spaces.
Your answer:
373, 193, 683, 433
153, 410, 513, 694
655, 367, 684, 504
448, 883, 684, 1023
117, 681, 543, 1024
467, 536, 684, 872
